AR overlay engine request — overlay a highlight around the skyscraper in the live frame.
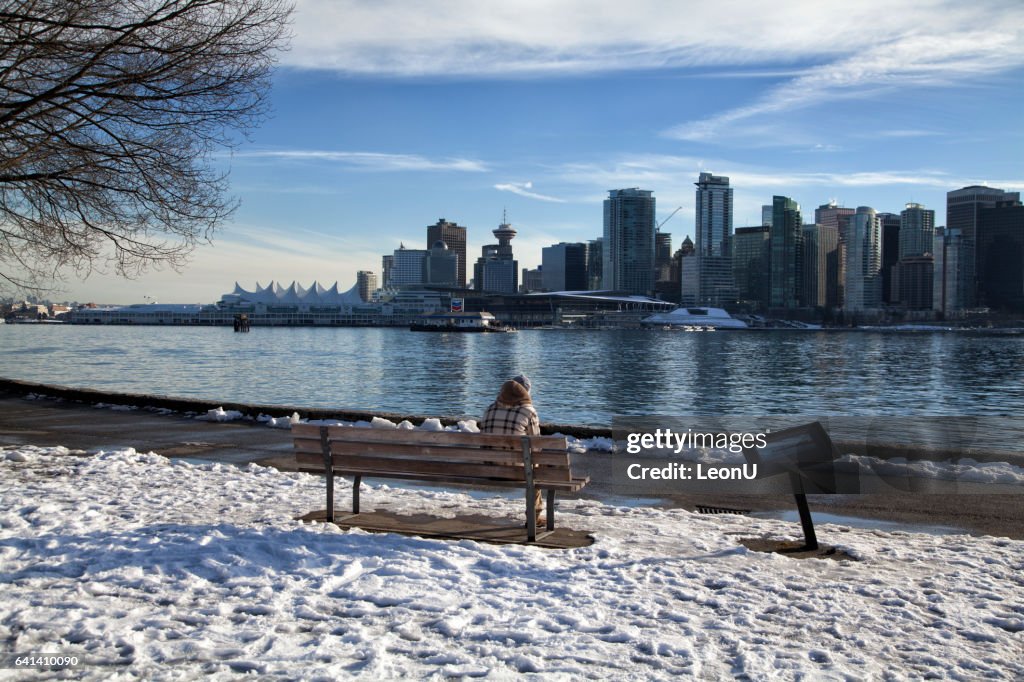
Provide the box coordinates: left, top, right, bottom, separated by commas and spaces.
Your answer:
843, 207, 881, 312
733, 225, 770, 310
814, 202, 855, 306
424, 240, 458, 286
891, 203, 935, 309
947, 185, 1020, 306
603, 188, 655, 295
814, 202, 855, 236
878, 212, 900, 304
694, 172, 735, 306
695, 173, 732, 258
770, 195, 802, 309
356, 270, 377, 302
542, 242, 588, 291
679, 253, 699, 306
897, 256, 933, 311
655, 231, 673, 282
389, 244, 429, 287
802, 224, 838, 309
426, 218, 468, 288
898, 203, 935, 259
977, 199, 1024, 311
677, 236, 698, 305
587, 238, 603, 290
933, 227, 973, 317
381, 254, 393, 290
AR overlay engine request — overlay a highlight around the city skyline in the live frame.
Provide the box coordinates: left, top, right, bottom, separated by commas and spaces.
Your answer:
25, 0, 1024, 303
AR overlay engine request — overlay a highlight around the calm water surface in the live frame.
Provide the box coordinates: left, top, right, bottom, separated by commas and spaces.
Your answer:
2, 325, 1022, 426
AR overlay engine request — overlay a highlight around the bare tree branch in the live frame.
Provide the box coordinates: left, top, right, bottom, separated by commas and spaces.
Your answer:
0, 0, 292, 294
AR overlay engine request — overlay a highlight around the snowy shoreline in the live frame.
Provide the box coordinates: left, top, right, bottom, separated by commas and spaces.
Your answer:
0, 377, 612, 439
1, 445, 1023, 679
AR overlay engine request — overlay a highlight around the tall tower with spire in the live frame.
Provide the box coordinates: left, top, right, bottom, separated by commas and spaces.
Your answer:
473, 212, 519, 293
492, 216, 516, 259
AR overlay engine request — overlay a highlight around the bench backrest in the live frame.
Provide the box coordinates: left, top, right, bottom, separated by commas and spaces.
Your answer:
292, 423, 571, 485
743, 421, 839, 494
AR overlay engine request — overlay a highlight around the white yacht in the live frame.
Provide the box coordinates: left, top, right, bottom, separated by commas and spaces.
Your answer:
641, 307, 748, 330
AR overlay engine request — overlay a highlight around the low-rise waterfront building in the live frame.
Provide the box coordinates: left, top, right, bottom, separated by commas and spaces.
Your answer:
520, 266, 543, 293
67, 281, 397, 326
64, 281, 671, 329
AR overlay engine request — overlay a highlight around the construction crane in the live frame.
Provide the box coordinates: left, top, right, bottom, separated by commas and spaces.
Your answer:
656, 206, 683, 231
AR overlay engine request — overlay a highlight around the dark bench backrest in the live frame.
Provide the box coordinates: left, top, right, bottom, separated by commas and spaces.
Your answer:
292, 423, 571, 485
743, 421, 840, 494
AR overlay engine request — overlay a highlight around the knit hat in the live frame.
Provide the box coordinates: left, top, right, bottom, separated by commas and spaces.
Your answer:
511, 374, 532, 393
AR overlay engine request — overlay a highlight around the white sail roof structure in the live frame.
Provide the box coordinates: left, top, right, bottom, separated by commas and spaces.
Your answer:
221, 281, 364, 307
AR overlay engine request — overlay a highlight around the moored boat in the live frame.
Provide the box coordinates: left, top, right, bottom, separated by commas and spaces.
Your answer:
641, 307, 747, 330
410, 311, 513, 332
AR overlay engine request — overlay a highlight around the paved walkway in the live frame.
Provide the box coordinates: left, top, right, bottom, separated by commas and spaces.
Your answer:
0, 391, 295, 465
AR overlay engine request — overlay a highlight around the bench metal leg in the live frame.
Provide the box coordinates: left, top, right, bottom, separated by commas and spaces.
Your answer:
353, 475, 361, 514
326, 471, 335, 523
525, 487, 537, 542
794, 493, 818, 550
320, 426, 335, 523
546, 489, 555, 530
522, 437, 536, 542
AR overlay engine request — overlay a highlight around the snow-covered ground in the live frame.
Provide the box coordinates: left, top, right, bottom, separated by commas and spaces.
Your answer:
1, 446, 1022, 680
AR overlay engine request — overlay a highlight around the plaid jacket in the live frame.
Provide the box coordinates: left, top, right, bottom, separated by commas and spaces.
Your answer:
481, 401, 540, 436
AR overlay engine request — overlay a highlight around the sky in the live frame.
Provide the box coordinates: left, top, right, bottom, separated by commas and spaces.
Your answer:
44, 0, 1024, 304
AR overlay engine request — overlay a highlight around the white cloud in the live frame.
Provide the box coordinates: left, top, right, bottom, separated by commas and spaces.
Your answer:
800, 144, 844, 154
286, 1, 1023, 79
273, 2, 1024, 160
555, 155, 708, 190
665, 26, 1024, 143
554, 153, 1024, 190
493, 181, 566, 203
236, 150, 488, 172
530, 152, 1024, 237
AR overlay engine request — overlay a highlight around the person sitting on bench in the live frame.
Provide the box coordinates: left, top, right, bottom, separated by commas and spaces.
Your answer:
481, 374, 543, 524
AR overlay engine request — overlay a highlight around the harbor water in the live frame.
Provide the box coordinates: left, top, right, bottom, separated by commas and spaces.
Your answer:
2, 325, 1022, 427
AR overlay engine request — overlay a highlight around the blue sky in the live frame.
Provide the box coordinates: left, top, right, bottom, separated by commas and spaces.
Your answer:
63, 0, 1024, 303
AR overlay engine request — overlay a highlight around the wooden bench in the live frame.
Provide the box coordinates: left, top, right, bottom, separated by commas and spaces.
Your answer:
292, 423, 590, 542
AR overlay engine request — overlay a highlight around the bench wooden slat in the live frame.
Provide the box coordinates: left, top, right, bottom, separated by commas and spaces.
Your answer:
295, 452, 572, 483
346, 466, 585, 489
296, 466, 589, 492
292, 423, 566, 450
337, 459, 523, 480
334, 470, 586, 491
293, 435, 543, 455
332, 455, 572, 483
293, 437, 571, 467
